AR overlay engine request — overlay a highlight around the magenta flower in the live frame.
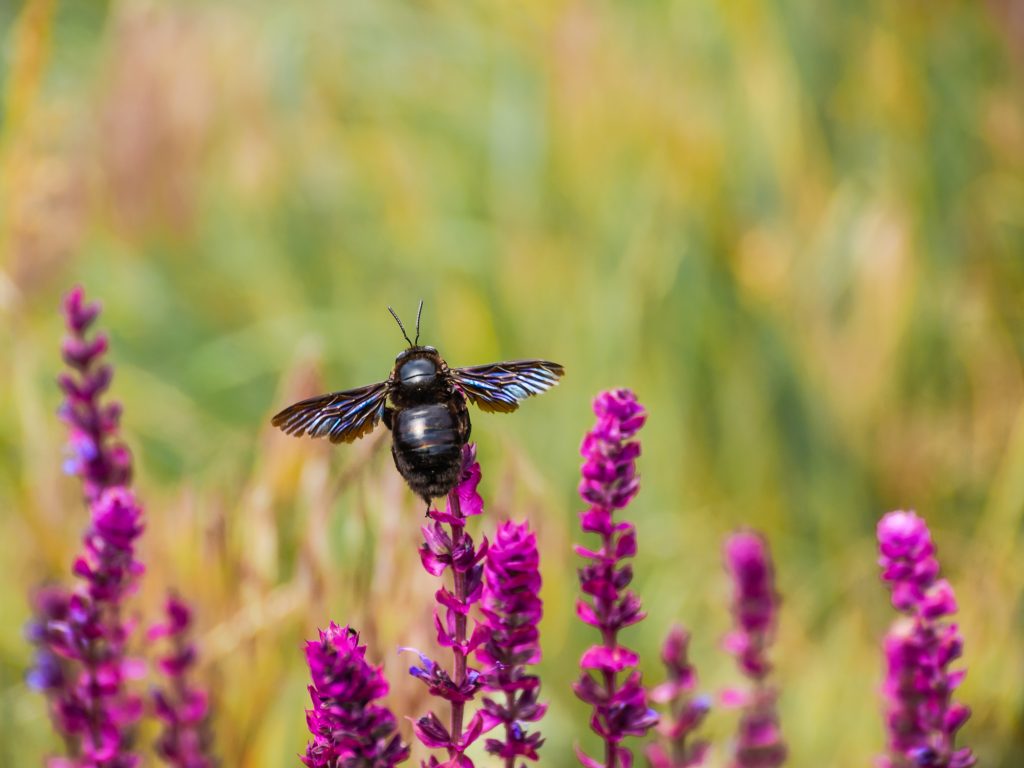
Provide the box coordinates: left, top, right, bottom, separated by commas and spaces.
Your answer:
476, 520, 546, 765
877, 511, 974, 768
410, 444, 490, 767
149, 595, 215, 767
58, 286, 132, 502
303, 623, 409, 768
573, 389, 658, 768
23, 289, 147, 764
29, 286, 211, 767
722, 530, 786, 768
43, 488, 146, 767
646, 626, 710, 768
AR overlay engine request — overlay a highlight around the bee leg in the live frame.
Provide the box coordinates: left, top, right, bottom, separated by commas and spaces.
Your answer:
422, 496, 432, 516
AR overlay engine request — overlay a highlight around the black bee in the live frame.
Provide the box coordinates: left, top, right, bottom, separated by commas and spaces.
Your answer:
271, 302, 564, 509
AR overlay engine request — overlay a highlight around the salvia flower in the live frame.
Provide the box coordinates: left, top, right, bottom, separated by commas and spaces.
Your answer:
410, 444, 490, 767
646, 626, 710, 768
29, 287, 210, 768
573, 389, 658, 768
476, 520, 546, 765
58, 286, 132, 502
149, 594, 215, 767
303, 623, 409, 768
877, 511, 975, 768
722, 530, 786, 768
43, 488, 146, 767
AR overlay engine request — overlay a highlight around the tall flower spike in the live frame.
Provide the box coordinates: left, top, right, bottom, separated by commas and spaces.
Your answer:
476, 520, 546, 766
573, 389, 658, 768
26, 288, 146, 764
646, 626, 710, 768
722, 530, 786, 768
58, 286, 132, 502
876, 511, 975, 768
30, 287, 209, 767
149, 594, 216, 767
28, 287, 135, 742
303, 623, 409, 768
410, 444, 490, 767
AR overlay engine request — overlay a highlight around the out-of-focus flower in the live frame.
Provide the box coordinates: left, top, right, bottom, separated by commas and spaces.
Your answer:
26, 586, 72, 696
877, 511, 975, 768
409, 444, 489, 767
722, 531, 786, 768
72, 488, 146, 604
25, 288, 145, 764
476, 520, 546, 765
302, 623, 409, 768
646, 626, 710, 768
148, 595, 215, 767
573, 389, 658, 768
57, 286, 132, 502
42, 488, 146, 767
29, 287, 210, 768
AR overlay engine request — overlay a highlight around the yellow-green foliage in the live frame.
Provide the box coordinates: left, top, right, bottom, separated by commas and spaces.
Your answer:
2, 0, 1023, 765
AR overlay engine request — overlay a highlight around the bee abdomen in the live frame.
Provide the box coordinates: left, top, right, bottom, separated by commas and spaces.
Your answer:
393, 405, 462, 460
391, 403, 465, 503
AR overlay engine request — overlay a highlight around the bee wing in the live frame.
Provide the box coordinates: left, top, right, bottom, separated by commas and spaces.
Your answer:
271, 380, 391, 443
449, 360, 565, 413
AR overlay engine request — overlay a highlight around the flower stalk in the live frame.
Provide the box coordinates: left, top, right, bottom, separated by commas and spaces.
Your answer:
149, 595, 215, 767
28, 286, 210, 767
411, 444, 489, 767
876, 510, 974, 768
646, 626, 710, 768
477, 520, 546, 765
573, 389, 658, 768
722, 530, 786, 768
24, 287, 147, 765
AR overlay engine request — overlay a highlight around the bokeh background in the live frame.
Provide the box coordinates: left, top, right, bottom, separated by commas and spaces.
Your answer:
3, 0, 1024, 765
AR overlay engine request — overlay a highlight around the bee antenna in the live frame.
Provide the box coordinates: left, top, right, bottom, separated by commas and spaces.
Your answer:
387, 305, 413, 347
414, 299, 424, 346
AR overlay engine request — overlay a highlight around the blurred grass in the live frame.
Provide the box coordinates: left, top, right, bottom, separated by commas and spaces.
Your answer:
2, 0, 1024, 764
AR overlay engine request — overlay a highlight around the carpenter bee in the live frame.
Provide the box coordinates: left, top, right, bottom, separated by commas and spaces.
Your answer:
271, 302, 564, 510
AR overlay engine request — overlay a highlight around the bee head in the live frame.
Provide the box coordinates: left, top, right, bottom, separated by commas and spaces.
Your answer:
397, 355, 438, 388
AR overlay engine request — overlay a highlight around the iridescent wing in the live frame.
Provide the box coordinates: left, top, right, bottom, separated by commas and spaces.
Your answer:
271, 380, 391, 443
449, 360, 565, 413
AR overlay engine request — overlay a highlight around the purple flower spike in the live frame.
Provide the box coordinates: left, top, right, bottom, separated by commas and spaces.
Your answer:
29, 287, 213, 767
477, 520, 546, 766
573, 389, 658, 768
149, 594, 215, 767
646, 626, 710, 768
58, 286, 132, 502
877, 511, 975, 768
36, 487, 147, 767
723, 531, 786, 768
25, 290, 148, 764
411, 444, 490, 767
303, 623, 409, 768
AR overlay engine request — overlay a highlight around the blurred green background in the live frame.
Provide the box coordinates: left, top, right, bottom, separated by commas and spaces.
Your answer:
2, 0, 1023, 765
